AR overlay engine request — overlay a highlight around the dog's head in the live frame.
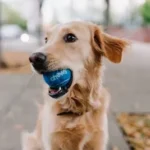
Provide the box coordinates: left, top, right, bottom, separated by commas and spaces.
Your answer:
29, 21, 128, 101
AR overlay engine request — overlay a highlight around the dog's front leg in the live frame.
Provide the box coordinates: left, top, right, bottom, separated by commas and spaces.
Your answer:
21, 131, 43, 150
84, 130, 107, 150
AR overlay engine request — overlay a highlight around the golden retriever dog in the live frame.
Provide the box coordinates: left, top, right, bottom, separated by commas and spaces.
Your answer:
22, 21, 128, 150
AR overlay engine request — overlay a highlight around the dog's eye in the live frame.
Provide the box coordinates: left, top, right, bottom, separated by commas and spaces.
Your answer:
63, 33, 77, 43
45, 37, 48, 43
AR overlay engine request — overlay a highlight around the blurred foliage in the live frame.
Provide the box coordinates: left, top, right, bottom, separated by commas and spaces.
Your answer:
140, 0, 150, 26
2, 2, 27, 30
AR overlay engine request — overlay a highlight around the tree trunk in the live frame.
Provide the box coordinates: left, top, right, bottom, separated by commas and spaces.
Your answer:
0, 1, 7, 68
105, 0, 110, 27
37, 0, 43, 46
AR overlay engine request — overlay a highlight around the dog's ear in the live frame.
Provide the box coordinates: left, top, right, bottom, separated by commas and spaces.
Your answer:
90, 24, 129, 63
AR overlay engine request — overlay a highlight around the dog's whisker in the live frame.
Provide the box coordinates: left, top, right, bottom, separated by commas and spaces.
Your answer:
47, 62, 60, 70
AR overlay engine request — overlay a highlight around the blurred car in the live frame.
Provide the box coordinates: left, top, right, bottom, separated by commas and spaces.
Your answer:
0, 24, 38, 43
0, 24, 23, 39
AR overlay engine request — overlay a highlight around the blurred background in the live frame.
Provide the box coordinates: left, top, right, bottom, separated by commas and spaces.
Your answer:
0, 0, 150, 150
0, 0, 150, 71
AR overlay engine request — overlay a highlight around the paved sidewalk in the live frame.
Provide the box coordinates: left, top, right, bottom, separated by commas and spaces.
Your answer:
105, 42, 150, 149
0, 42, 150, 150
0, 74, 43, 150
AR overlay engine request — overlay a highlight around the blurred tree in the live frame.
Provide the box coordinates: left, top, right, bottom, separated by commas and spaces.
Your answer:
2, 3, 27, 30
140, 0, 150, 26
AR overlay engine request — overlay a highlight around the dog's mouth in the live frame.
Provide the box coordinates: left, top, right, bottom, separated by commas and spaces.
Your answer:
43, 69, 73, 99
48, 86, 68, 98
49, 87, 62, 96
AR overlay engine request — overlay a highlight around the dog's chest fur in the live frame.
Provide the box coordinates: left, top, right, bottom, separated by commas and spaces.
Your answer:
41, 100, 108, 150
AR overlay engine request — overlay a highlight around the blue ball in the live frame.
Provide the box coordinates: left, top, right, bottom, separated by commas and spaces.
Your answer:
43, 69, 72, 88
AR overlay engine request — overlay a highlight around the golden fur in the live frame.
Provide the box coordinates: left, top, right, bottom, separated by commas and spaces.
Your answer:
22, 21, 128, 150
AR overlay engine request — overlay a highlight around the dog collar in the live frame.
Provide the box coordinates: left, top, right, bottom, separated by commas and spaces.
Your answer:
57, 111, 82, 116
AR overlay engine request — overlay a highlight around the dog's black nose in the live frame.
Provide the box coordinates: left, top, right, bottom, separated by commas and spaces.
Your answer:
29, 52, 46, 64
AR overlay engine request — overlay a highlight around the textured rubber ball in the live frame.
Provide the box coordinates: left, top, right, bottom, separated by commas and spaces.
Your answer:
43, 69, 72, 88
